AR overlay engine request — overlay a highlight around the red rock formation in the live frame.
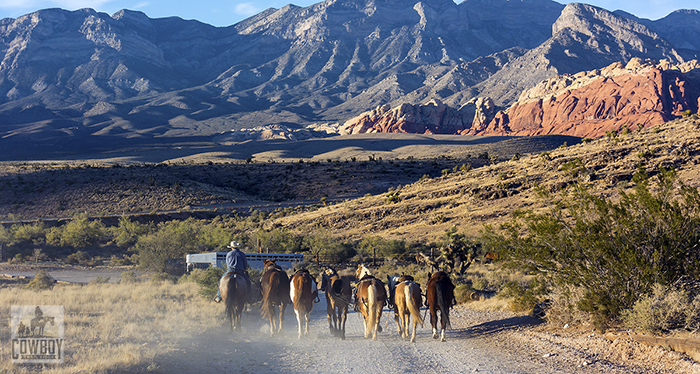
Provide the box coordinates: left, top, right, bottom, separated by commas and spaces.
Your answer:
470, 59, 700, 138
341, 59, 700, 138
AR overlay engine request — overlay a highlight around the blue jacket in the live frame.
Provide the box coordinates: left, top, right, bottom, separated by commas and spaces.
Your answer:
226, 248, 248, 272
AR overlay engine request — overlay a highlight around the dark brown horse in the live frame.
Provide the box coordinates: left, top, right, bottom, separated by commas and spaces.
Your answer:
426, 271, 455, 342
219, 272, 249, 332
354, 265, 387, 340
260, 259, 291, 336
321, 267, 352, 339
290, 269, 318, 339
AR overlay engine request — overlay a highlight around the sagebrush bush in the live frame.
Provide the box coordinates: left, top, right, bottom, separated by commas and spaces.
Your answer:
25, 269, 55, 291
622, 284, 700, 334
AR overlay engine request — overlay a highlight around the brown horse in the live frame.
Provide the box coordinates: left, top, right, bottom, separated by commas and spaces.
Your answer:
394, 280, 424, 342
260, 259, 291, 336
321, 267, 352, 339
290, 269, 318, 339
219, 272, 249, 332
354, 265, 387, 340
426, 271, 455, 342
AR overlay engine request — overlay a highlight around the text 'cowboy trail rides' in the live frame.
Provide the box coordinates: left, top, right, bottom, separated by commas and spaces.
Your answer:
11, 305, 65, 364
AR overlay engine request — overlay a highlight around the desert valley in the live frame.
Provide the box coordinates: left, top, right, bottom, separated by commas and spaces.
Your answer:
2, 0, 700, 373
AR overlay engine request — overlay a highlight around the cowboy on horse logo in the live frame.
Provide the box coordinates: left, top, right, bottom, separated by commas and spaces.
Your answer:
11, 305, 65, 364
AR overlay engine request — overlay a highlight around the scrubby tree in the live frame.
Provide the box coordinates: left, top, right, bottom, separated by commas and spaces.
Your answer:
46, 214, 107, 248
133, 219, 200, 272
484, 167, 700, 331
110, 215, 152, 248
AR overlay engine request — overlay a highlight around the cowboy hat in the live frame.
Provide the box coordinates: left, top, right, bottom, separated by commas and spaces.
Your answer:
227, 241, 241, 248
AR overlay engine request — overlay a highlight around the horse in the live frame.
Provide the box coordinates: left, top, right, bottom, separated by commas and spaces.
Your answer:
260, 259, 291, 336
219, 271, 249, 332
321, 267, 352, 339
386, 274, 415, 310
426, 271, 455, 342
386, 275, 423, 342
354, 264, 387, 340
30, 316, 54, 337
289, 269, 318, 339
394, 280, 424, 342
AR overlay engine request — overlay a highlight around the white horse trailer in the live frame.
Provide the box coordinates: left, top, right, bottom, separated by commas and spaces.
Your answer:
186, 252, 304, 272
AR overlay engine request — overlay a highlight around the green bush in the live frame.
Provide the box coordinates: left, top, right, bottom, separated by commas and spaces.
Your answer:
133, 219, 200, 272
11, 222, 47, 244
110, 215, 151, 248
455, 284, 473, 304
46, 214, 107, 248
66, 250, 92, 265
181, 267, 225, 299
484, 167, 700, 331
25, 270, 55, 291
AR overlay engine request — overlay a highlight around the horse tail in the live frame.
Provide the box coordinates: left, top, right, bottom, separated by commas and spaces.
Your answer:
225, 275, 237, 324
261, 274, 275, 320
406, 283, 424, 327
436, 280, 451, 329
367, 282, 379, 330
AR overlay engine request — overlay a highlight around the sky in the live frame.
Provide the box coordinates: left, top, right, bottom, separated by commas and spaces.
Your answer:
0, 0, 697, 27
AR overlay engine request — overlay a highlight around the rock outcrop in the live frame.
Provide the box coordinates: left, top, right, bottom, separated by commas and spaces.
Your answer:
340, 97, 497, 135
470, 59, 700, 138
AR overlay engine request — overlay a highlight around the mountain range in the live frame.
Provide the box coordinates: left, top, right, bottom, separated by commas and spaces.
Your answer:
1, 0, 699, 158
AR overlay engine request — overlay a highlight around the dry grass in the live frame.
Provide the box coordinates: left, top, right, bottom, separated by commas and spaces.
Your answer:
0, 280, 222, 373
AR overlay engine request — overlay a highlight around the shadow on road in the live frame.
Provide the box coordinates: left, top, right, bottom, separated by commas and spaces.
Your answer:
452, 315, 544, 339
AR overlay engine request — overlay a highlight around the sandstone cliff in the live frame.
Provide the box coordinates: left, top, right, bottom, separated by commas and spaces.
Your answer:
339, 97, 496, 135
341, 59, 700, 139
473, 59, 700, 138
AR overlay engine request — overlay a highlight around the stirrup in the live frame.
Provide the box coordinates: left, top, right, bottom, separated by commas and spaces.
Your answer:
214, 296, 222, 303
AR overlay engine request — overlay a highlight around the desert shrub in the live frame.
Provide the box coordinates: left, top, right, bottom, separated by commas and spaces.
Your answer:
150, 272, 178, 284
455, 284, 473, 304
66, 250, 92, 265
498, 278, 548, 313
110, 215, 151, 247
133, 219, 201, 272
10, 222, 47, 244
120, 271, 138, 284
252, 228, 302, 253
46, 214, 107, 248
304, 232, 355, 263
181, 266, 224, 299
25, 269, 55, 291
483, 167, 700, 331
0, 225, 10, 245
89, 276, 110, 284
543, 286, 591, 327
622, 284, 700, 334
356, 236, 408, 261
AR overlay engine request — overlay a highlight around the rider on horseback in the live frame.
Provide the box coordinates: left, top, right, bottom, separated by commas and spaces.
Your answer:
214, 241, 253, 303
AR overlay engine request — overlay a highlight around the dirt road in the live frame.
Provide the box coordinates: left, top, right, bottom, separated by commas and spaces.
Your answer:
144, 292, 693, 374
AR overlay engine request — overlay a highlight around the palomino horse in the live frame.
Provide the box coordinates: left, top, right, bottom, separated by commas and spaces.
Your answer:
289, 269, 318, 339
321, 267, 352, 339
260, 259, 291, 336
219, 272, 249, 332
387, 275, 423, 342
354, 264, 387, 340
426, 271, 456, 342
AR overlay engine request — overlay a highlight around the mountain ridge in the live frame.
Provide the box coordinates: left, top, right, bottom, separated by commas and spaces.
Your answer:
0, 1, 699, 158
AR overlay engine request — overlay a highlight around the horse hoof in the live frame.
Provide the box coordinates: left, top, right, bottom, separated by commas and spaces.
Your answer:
377, 325, 383, 333
432, 334, 439, 339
